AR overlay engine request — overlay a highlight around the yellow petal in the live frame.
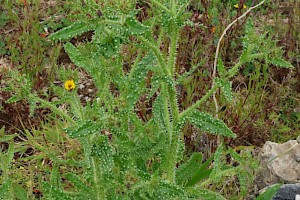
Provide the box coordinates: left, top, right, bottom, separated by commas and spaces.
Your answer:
64, 80, 76, 90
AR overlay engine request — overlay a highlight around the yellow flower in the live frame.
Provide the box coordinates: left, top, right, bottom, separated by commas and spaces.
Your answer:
64, 79, 76, 90
234, 4, 247, 9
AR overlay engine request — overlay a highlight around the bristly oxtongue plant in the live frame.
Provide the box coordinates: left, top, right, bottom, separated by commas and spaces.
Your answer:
26, 0, 292, 199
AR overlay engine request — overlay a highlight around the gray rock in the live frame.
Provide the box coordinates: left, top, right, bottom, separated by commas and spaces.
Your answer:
272, 183, 300, 200
256, 140, 300, 190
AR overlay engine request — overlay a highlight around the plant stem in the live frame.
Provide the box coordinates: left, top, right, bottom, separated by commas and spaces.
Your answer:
164, 21, 181, 183
168, 21, 179, 77
162, 83, 173, 144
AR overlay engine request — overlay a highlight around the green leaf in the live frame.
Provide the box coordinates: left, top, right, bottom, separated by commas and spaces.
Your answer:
7, 141, 14, 168
217, 57, 226, 77
63, 42, 92, 71
187, 188, 227, 200
91, 136, 113, 172
0, 12, 9, 27
65, 173, 93, 195
48, 21, 95, 41
156, 181, 185, 198
152, 92, 168, 131
186, 154, 214, 186
0, 181, 10, 197
187, 111, 236, 138
125, 15, 150, 35
42, 182, 72, 200
64, 121, 103, 138
0, 127, 17, 142
227, 147, 243, 163
12, 184, 27, 200
175, 152, 203, 185
215, 78, 233, 102
50, 163, 60, 186
267, 57, 294, 68
186, 169, 212, 187
6, 94, 24, 103
238, 171, 248, 197
127, 53, 156, 108
256, 183, 283, 200
210, 144, 223, 179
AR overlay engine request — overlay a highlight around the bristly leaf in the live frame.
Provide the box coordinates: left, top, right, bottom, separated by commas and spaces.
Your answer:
0, 181, 10, 197
238, 170, 248, 197
210, 144, 223, 179
64, 173, 93, 195
63, 42, 94, 73
127, 52, 156, 108
267, 57, 294, 68
48, 21, 95, 41
175, 152, 203, 185
50, 163, 61, 187
217, 57, 226, 77
155, 181, 186, 198
131, 180, 186, 199
42, 182, 72, 200
227, 147, 243, 163
187, 188, 227, 200
153, 92, 168, 132
6, 94, 24, 103
187, 111, 236, 138
64, 121, 103, 138
12, 184, 27, 200
125, 14, 149, 35
215, 78, 233, 102
0, 127, 17, 142
91, 135, 113, 172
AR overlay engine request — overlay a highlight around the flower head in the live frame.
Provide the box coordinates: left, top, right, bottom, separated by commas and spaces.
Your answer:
64, 79, 76, 91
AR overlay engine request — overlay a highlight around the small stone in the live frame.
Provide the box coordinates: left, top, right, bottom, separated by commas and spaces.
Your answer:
51, 97, 59, 102
78, 84, 85, 89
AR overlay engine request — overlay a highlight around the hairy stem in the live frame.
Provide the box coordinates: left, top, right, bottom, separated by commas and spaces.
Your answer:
164, 22, 181, 183
162, 83, 173, 144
